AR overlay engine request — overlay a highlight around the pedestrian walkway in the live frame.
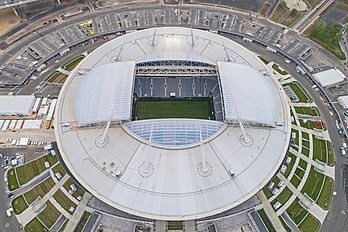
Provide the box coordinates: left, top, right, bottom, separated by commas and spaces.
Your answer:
290, 102, 317, 107
13, 170, 50, 198
278, 175, 327, 221
64, 192, 92, 231
256, 191, 287, 232
16, 174, 69, 226
57, 67, 71, 75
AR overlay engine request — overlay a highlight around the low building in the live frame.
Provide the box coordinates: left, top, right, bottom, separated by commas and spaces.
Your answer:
0, 95, 35, 115
338, 96, 348, 109
313, 68, 346, 87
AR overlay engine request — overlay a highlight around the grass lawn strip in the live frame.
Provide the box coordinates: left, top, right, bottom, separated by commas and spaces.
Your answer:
52, 163, 66, 177
284, 152, 296, 178
16, 154, 58, 186
299, 119, 323, 131
302, 132, 309, 140
7, 168, 19, 191
298, 159, 307, 170
62, 55, 85, 71
11, 195, 28, 215
316, 176, 334, 210
46, 71, 68, 83
290, 175, 301, 188
294, 106, 320, 116
298, 213, 320, 232
326, 141, 335, 166
295, 168, 305, 179
58, 219, 69, 232
24, 177, 55, 205
279, 216, 292, 232
300, 167, 324, 201
63, 178, 85, 199
168, 221, 184, 230
274, 186, 293, 205
53, 189, 77, 214
25, 217, 46, 232
286, 198, 308, 225
302, 146, 309, 157
259, 56, 270, 64
258, 209, 276, 232
272, 63, 288, 75
312, 136, 327, 164
283, 82, 311, 103
37, 201, 61, 229
74, 211, 91, 232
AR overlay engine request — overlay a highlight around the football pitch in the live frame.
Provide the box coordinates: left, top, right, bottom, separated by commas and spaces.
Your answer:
133, 97, 215, 120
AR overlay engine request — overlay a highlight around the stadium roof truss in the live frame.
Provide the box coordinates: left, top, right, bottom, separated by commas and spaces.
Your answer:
135, 60, 217, 77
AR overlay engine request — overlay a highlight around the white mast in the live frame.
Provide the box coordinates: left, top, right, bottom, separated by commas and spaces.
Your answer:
222, 39, 232, 62
99, 118, 112, 144
235, 106, 249, 143
189, 27, 197, 47
113, 40, 125, 62
149, 27, 157, 47
200, 128, 208, 172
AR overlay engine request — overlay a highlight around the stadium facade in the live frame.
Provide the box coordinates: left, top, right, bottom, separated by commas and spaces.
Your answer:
55, 27, 291, 220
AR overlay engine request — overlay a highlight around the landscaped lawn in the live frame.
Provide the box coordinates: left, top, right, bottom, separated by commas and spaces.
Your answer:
298, 159, 307, 170
11, 195, 28, 215
74, 211, 91, 232
294, 106, 320, 116
286, 198, 308, 225
272, 63, 288, 75
283, 82, 311, 103
168, 221, 184, 230
274, 186, 293, 205
327, 141, 335, 166
16, 154, 58, 186
37, 201, 61, 229
258, 209, 276, 232
25, 217, 46, 232
316, 176, 334, 210
299, 119, 324, 131
259, 56, 270, 64
300, 167, 324, 201
290, 175, 301, 188
63, 178, 85, 199
46, 71, 68, 83
283, 153, 296, 178
295, 168, 305, 179
53, 189, 77, 214
302, 146, 309, 157
7, 168, 19, 191
279, 216, 292, 232
52, 163, 66, 177
302, 132, 309, 140
24, 177, 56, 205
312, 136, 329, 164
61, 54, 85, 71
58, 219, 69, 232
298, 213, 320, 232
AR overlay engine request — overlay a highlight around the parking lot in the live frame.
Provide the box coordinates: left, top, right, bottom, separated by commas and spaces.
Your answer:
254, 26, 283, 45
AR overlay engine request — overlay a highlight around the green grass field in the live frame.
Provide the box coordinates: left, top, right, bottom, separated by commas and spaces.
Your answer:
301, 167, 324, 202
7, 168, 19, 191
258, 209, 276, 232
46, 71, 68, 83
286, 198, 308, 225
299, 213, 320, 232
63, 178, 85, 200
133, 97, 215, 120
11, 195, 28, 215
53, 189, 77, 214
24, 177, 56, 205
74, 211, 91, 232
61, 54, 85, 71
25, 217, 46, 232
37, 201, 61, 229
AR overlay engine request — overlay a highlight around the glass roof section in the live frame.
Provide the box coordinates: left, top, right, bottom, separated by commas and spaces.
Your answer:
123, 119, 225, 148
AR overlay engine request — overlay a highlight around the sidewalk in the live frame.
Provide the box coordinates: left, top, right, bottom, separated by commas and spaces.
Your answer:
64, 192, 92, 231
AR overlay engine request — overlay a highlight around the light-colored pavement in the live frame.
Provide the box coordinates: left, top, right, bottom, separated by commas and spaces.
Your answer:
16, 174, 69, 226
64, 192, 92, 232
256, 191, 286, 232
12, 169, 50, 197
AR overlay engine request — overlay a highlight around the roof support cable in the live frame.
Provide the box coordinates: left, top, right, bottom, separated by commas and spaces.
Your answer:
235, 106, 250, 143
99, 119, 112, 144
189, 27, 197, 47
112, 39, 126, 62
222, 39, 233, 62
148, 27, 158, 47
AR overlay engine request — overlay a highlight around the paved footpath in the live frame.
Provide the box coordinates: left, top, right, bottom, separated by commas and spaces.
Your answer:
16, 175, 69, 226
256, 191, 286, 232
64, 192, 92, 231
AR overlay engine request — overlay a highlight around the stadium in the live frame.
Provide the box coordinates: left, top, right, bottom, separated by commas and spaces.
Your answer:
55, 27, 291, 220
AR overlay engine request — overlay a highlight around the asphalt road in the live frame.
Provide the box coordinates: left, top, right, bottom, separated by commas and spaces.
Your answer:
225, 35, 348, 232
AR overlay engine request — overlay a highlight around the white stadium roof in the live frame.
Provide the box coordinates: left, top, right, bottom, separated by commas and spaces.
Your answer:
55, 27, 290, 220
218, 62, 277, 126
74, 62, 135, 126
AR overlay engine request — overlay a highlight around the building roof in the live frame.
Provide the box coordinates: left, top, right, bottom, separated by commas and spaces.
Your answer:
338, 96, 348, 109
313, 68, 346, 87
0, 95, 35, 115
74, 62, 135, 126
218, 62, 277, 126
123, 119, 225, 148
55, 27, 290, 220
